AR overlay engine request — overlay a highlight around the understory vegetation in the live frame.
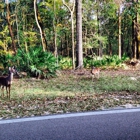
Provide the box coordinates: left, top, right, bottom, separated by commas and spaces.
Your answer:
0, 47, 130, 78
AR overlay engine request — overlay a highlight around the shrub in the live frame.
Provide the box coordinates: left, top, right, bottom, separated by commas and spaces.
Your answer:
9, 47, 58, 78
0, 50, 12, 69
59, 56, 72, 69
84, 55, 129, 69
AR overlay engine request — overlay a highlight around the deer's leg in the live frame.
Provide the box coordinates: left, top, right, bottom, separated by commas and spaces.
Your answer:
97, 73, 99, 79
1, 86, 4, 98
92, 74, 94, 81
9, 85, 11, 99
0, 85, 2, 97
6, 86, 8, 98
6, 86, 10, 99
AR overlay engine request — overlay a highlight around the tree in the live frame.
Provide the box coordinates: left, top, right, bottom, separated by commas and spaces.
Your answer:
122, 0, 139, 59
131, 0, 139, 59
15, 0, 39, 52
82, 0, 108, 57
53, 0, 57, 58
34, 0, 47, 52
5, 0, 17, 54
76, 0, 83, 68
62, 0, 75, 69
114, 0, 124, 59
136, 0, 140, 59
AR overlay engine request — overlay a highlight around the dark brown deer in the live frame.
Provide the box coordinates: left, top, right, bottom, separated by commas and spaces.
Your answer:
0, 66, 18, 99
91, 66, 100, 80
130, 60, 139, 70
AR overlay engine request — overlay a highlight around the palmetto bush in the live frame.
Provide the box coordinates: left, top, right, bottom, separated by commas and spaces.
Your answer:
59, 56, 72, 69
12, 47, 58, 78
84, 55, 129, 68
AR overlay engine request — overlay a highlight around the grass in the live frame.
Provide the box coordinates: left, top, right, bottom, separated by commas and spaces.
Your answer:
95, 76, 139, 92
0, 69, 140, 119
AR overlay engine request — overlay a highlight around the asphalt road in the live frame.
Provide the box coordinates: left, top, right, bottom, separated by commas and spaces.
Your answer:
0, 108, 140, 140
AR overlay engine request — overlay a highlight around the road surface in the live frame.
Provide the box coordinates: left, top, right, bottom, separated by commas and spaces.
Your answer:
0, 108, 140, 140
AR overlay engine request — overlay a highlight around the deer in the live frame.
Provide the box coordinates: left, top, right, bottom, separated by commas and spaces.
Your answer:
91, 66, 100, 81
0, 66, 18, 99
129, 60, 140, 70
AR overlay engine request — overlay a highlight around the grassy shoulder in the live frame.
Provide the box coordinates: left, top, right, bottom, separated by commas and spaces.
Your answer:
0, 69, 140, 119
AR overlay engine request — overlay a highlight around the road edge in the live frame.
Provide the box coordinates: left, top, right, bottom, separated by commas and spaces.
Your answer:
0, 108, 140, 124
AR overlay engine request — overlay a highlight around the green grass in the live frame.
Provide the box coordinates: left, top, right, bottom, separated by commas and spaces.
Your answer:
8, 71, 140, 99
94, 76, 139, 92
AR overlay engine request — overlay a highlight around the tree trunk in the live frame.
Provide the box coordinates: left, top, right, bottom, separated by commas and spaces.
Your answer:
132, 16, 137, 59
6, 0, 17, 54
137, 11, 140, 59
118, 8, 121, 59
131, 0, 139, 59
53, 0, 58, 58
71, 13, 75, 69
62, 0, 75, 69
108, 38, 112, 55
15, 1, 20, 49
76, 0, 83, 69
97, 0, 102, 57
136, 0, 139, 59
34, 0, 47, 52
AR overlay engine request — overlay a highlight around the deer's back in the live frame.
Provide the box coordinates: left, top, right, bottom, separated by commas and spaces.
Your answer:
0, 76, 9, 86
91, 68, 100, 75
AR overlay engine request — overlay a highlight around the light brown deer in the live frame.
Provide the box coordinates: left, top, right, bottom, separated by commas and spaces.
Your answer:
91, 66, 100, 80
0, 66, 18, 99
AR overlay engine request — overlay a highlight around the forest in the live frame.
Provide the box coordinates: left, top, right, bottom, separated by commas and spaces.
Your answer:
0, 0, 140, 76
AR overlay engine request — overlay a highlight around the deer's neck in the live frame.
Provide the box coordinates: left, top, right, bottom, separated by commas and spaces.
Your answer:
7, 72, 14, 84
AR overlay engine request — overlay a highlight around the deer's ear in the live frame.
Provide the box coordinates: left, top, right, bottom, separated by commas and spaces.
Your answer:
12, 66, 15, 69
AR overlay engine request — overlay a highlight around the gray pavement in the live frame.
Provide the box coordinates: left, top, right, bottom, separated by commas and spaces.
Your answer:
0, 108, 140, 140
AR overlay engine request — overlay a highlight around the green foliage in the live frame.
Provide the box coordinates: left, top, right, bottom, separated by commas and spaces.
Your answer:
10, 47, 58, 78
59, 57, 72, 69
84, 55, 129, 69
0, 51, 13, 69
123, 1, 138, 19
30, 65, 41, 78
101, 1, 117, 19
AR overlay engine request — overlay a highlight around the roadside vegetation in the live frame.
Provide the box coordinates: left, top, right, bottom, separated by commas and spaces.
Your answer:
0, 53, 140, 119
